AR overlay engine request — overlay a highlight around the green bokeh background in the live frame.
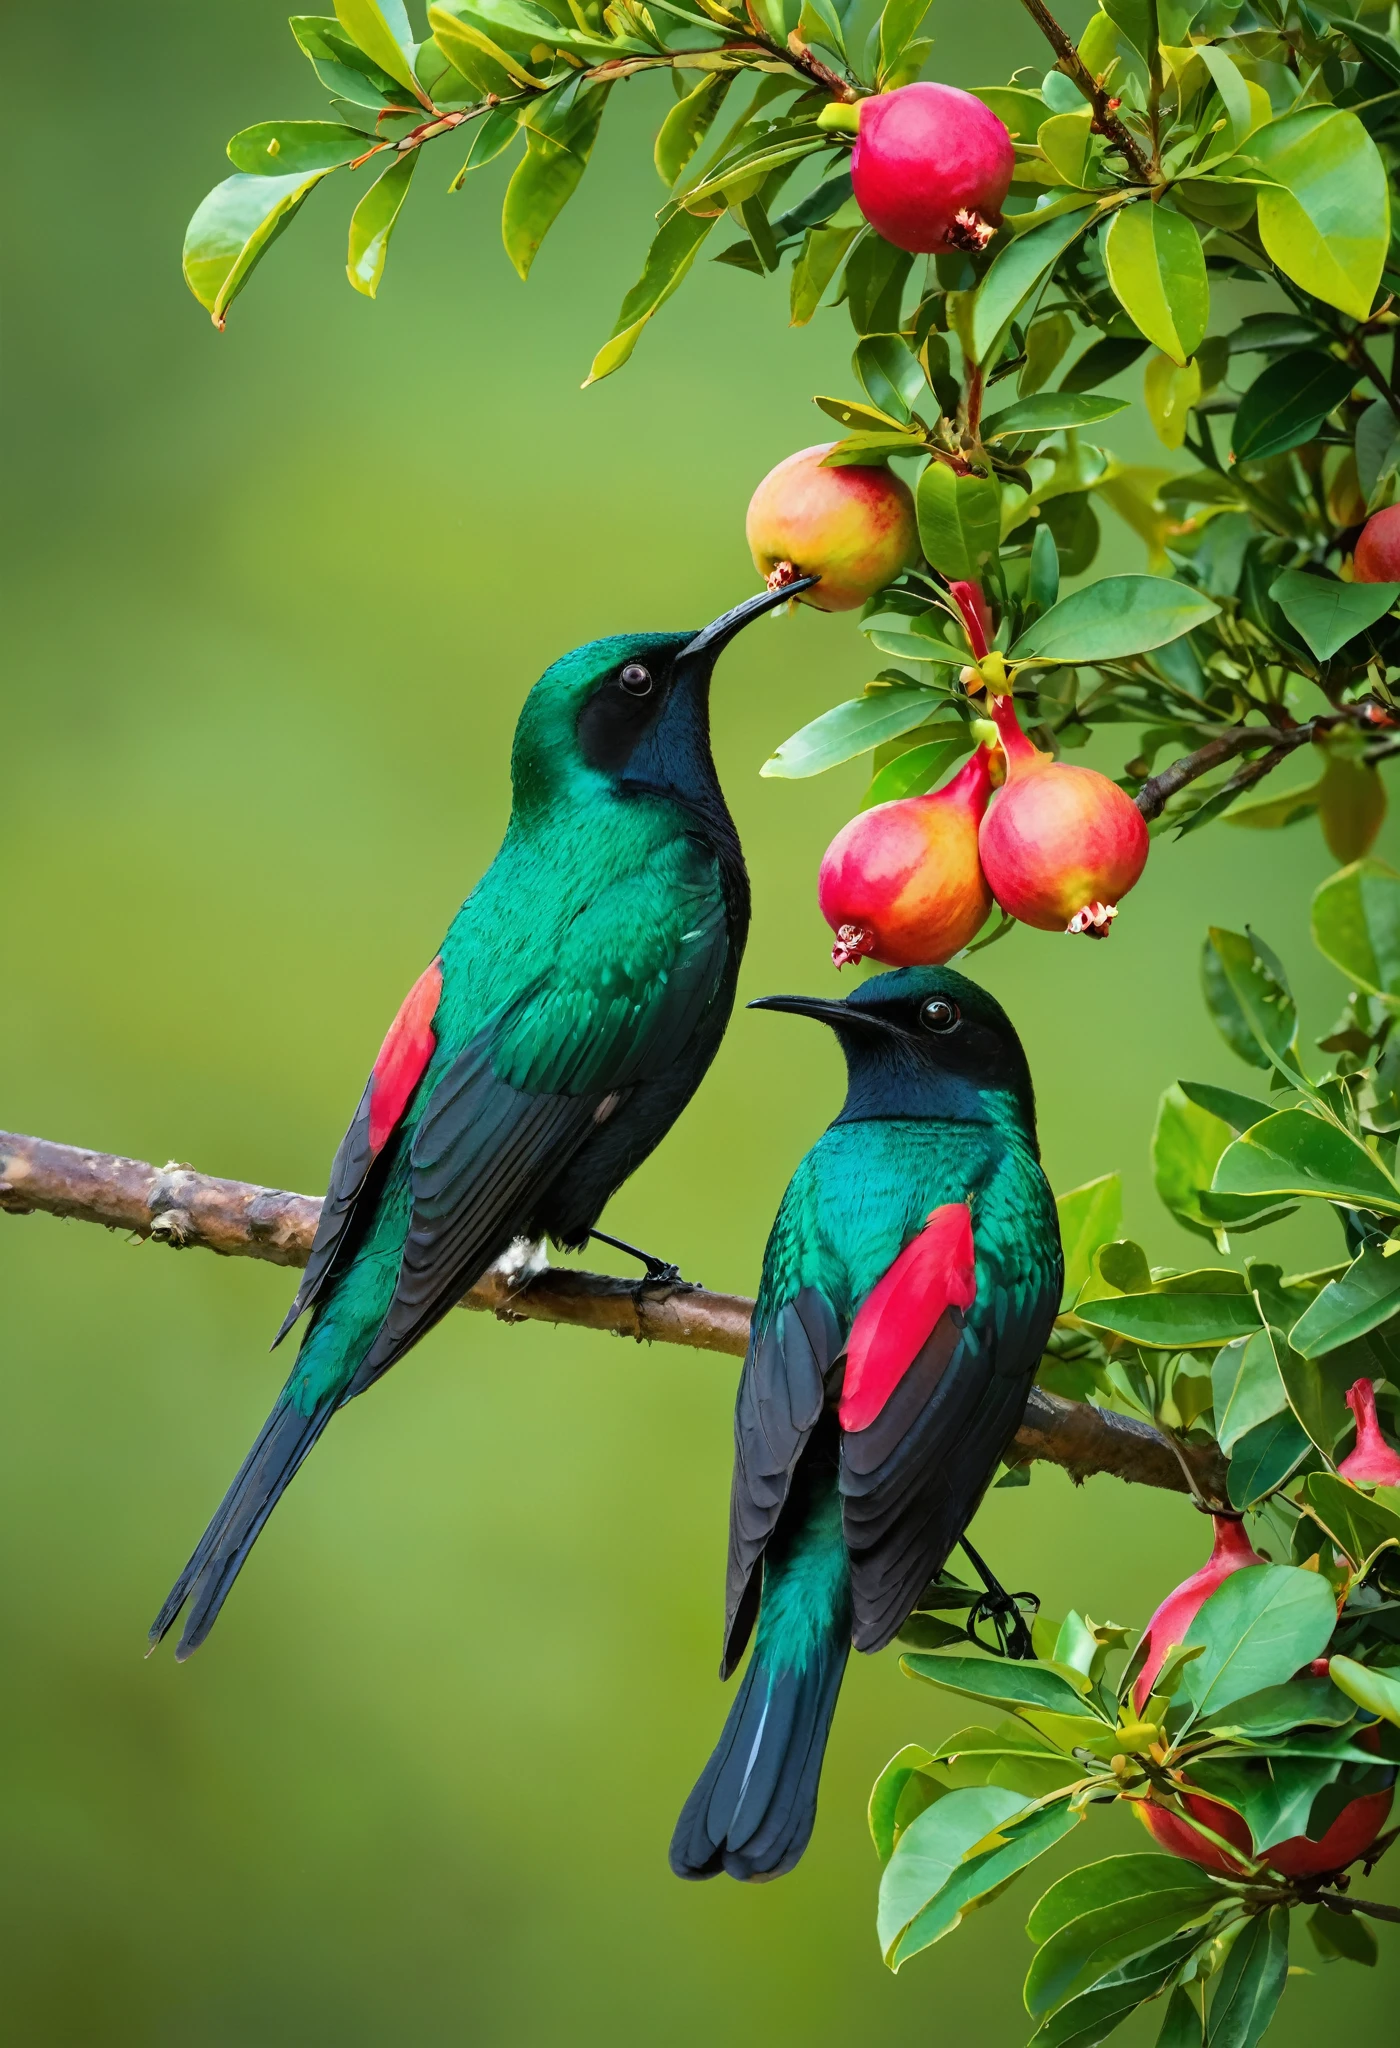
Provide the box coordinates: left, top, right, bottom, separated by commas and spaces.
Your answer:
4, 4, 1398, 2041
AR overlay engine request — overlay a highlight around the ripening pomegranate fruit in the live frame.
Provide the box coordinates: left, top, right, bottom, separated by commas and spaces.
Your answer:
818, 748, 994, 968
1338, 1377, 1400, 1485
1353, 503, 1400, 582
841, 84, 1015, 255
746, 445, 919, 613
978, 693, 1150, 936
1131, 1516, 1394, 1878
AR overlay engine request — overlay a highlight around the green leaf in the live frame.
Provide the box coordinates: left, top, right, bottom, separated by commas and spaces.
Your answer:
1025, 1858, 1222, 2021
916, 466, 1000, 580
586, 205, 716, 383
182, 171, 331, 328
227, 121, 370, 176
1298, 1473, 1400, 1573
1157, 1986, 1205, 2048
429, 2, 544, 88
877, 1783, 1026, 1961
1214, 1330, 1287, 1455
291, 13, 409, 105
1329, 1654, 1400, 1729
1268, 571, 1400, 663
1311, 859, 1400, 1001
1154, 1084, 1232, 1245
878, 0, 932, 79
1200, 928, 1298, 1075
863, 735, 968, 808
1196, 43, 1254, 150
902, 1653, 1102, 1720
1029, 1931, 1205, 2048
869, 1742, 938, 1863
1056, 1174, 1123, 1307
1290, 1244, 1400, 1358
1182, 1566, 1338, 1719
346, 148, 416, 296
1226, 1409, 1312, 1509
1231, 351, 1356, 464
982, 392, 1130, 438
971, 206, 1096, 365
1244, 108, 1389, 322
503, 85, 610, 281
1308, 1901, 1379, 1967
1104, 202, 1209, 367
449, 100, 525, 187
1203, 1906, 1288, 2048
1206, 1672, 1356, 1738
1038, 110, 1095, 189
854, 333, 925, 421
888, 1795, 1082, 1968
1212, 1109, 1400, 1216
334, 0, 422, 97
1189, 1751, 1343, 1854
1061, 335, 1148, 392
762, 687, 948, 778
1076, 1290, 1260, 1350
1223, 775, 1323, 834
1178, 1083, 1272, 1134
654, 73, 732, 188
790, 219, 861, 326
1009, 575, 1218, 662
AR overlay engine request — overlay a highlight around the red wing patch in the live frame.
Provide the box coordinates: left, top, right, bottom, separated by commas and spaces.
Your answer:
368, 957, 443, 1153
839, 1203, 977, 1435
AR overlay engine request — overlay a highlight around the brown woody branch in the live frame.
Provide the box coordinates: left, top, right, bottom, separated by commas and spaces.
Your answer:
0, 1130, 1226, 1501
1015, 0, 1155, 184
1134, 723, 1317, 823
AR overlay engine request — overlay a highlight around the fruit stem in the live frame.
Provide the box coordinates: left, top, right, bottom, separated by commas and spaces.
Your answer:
987, 691, 1044, 774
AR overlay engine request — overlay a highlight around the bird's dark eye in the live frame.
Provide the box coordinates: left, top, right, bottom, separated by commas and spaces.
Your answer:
920, 997, 960, 1033
619, 663, 653, 696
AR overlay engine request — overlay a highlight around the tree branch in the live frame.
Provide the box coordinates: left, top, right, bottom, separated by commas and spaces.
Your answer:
1134, 723, 1316, 823
0, 1130, 1226, 1501
1014, 0, 1155, 184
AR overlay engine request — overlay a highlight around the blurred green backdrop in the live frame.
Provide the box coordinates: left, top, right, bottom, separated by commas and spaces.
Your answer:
3, 3, 1398, 2042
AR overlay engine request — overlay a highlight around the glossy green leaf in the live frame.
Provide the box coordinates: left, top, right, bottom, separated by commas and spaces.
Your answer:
790, 221, 862, 326
888, 1795, 1082, 1969
1024, 1859, 1222, 2020
1290, 1244, 1400, 1357
1157, 1986, 1205, 2048
1298, 1474, 1400, 1573
854, 333, 924, 420
1207, 1672, 1355, 1738
428, 3, 544, 89
1104, 202, 1208, 367
1245, 108, 1389, 321
1154, 1084, 1232, 1245
183, 172, 331, 328
971, 207, 1096, 365
1009, 575, 1218, 662
1076, 1289, 1259, 1350
292, 12, 410, 104
334, 0, 422, 97
1182, 1566, 1337, 1719
1196, 43, 1253, 149
1191, 1751, 1343, 1854
227, 121, 370, 176
971, 86, 1047, 141
869, 1742, 937, 1863
1231, 351, 1355, 464
863, 735, 968, 809
1212, 1109, 1400, 1216
1056, 1174, 1122, 1307
1214, 1329, 1286, 1454
1223, 775, 1323, 834
1038, 110, 1095, 189
916, 466, 1000, 580
1200, 928, 1297, 1074
586, 205, 716, 383
1028, 1931, 1204, 2048
1329, 1654, 1400, 1730
1226, 1410, 1312, 1509
347, 148, 416, 296
449, 101, 525, 187
762, 687, 947, 778
902, 1653, 1102, 1720
877, 1783, 1026, 1962
1061, 335, 1147, 392
1308, 1901, 1379, 1967
1311, 859, 1400, 1000
1203, 1906, 1288, 2048
654, 73, 732, 188
1178, 1083, 1272, 1134
503, 86, 610, 281
983, 392, 1129, 438
1268, 571, 1400, 663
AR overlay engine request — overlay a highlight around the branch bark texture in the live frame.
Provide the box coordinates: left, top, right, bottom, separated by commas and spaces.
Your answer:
0, 1130, 1226, 1501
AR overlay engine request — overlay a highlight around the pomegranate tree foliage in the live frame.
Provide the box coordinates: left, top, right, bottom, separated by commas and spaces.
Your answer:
184, 0, 1400, 2033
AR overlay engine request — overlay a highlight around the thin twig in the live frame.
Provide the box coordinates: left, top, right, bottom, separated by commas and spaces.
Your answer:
0, 1130, 1227, 1501
1014, 0, 1155, 183
1135, 722, 1323, 822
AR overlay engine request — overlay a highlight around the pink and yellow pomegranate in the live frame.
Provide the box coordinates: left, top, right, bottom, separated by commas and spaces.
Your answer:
818, 748, 993, 968
746, 445, 918, 613
978, 693, 1150, 936
846, 84, 1014, 255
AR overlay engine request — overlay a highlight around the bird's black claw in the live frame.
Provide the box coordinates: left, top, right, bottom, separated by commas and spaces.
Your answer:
590, 1229, 700, 1294
960, 1536, 1040, 1660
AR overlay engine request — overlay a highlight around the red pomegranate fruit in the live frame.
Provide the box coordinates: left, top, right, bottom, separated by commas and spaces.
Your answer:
977, 693, 1150, 936
1353, 503, 1400, 582
844, 84, 1014, 255
1338, 1377, 1400, 1485
746, 445, 919, 613
1131, 1516, 1393, 1878
818, 748, 994, 968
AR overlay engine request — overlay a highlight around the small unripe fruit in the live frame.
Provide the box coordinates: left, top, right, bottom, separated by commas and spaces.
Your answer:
819, 748, 993, 968
746, 445, 919, 613
849, 84, 1015, 256
1338, 1376, 1400, 1486
1353, 503, 1400, 582
1132, 1517, 1394, 1878
978, 694, 1149, 937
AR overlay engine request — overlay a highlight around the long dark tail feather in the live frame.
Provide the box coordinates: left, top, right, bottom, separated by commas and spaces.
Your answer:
148, 1395, 337, 1661
669, 1626, 849, 1882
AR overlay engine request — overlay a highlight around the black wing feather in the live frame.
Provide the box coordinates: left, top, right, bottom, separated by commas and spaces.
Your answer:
271, 1078, 377, 1348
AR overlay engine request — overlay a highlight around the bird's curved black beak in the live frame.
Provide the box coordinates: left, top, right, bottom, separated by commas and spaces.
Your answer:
749, 993, 890, 1032
676, 578, 818, 669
